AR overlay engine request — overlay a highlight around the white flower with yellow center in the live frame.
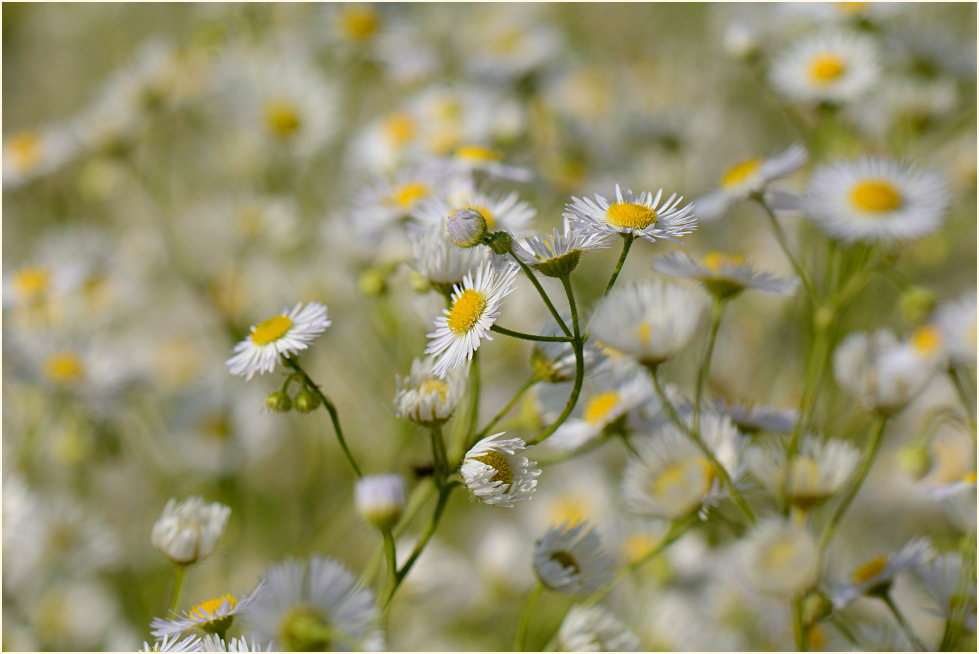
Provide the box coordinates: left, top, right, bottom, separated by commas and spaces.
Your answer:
803, 156, 949, 244
151, 592, 255, 638
654, 250, 798, 299
411, 188, 537, 239
928, 471, 977, 532
394, 356, 467, 426
739, 517, 820, 599
151, 496, 231, 566
140, 634, 202, 652
769, 31, 880, 104
461, 432, 541, 507
411, 223, 489, 296
565, 184, 696, 246
534, 521, 616, 594
513, 219, 612, 279
241, 556, 383, 651
530, 315, 604, 384
712, 400, 797, 434
831, 538, 933, 608
746, 435, 859, 510
590, 281, 708, 369
557, 604, 641, 652
425, 260, 519, 378
226, 303, 330, 381
548, 371, 654, 452
2, 125, 78, 189
917, 552, 977, 632
448, 143, 532, 182
695, 144, 808, 222
934, 291, 977, 368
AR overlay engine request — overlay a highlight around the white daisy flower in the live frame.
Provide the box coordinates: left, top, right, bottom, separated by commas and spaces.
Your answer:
934, 291, 977, 367
534, 521, 616, 595
411, 223, 489, 295
241, 556, 383, 651
831, 538, 934, 608
354, 474, 406, 530
769, 31, 880, 104
803, 156, 949, 244
151, 497, 231, 566
565, 183, 696, 246
746, 435, 860, 510
447, 143, 532, 182
424, 260, 519, 378
459, 5, 564, 82
513, 219, 612, 279
199, 635, 271, 652
151, 592, 255, 638
712, 400, 797, 434
694, 144, 808, 222
411, 187, 537, 239
557, 604, 641, 652
623, 412, 744, 520
589, 280, 708, 369
654, 250, 798, 299
2, 124, 79, 189
394, 355, 467, 426
530, 315, 604, 384
739, 517, 820, 599
461, 432, 541, 507
928, 471, 977, 532
226, 303, 330, 381
548, 370, 654, 452
917, 551, 977, 632
140, 634, 202, 652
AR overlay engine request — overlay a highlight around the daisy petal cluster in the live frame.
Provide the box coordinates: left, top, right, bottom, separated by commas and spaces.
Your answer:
226, 303, 331, 381
513, 221, 611, 278
461, 432, 541, 507
534, 521, 616, 594
654, 250, 798, 298
770, 31, 880, 104
565, 183, 697, 246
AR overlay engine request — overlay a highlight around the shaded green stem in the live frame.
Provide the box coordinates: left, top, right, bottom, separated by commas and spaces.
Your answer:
490, 324, 574, 342
471, 376, 537, 447
168, 564, 186, 613
604, 234, 634, 295
948, 365, 976, 425
509, 251, 571, 337
384, 484, 454, 608
754, 195, 818, 300
515, 584, 544, 651
882, 593, 926, 651
694, 297, 725, 438
793, 597, 808, 651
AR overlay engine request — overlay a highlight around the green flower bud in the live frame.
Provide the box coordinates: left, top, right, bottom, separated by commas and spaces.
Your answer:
294, 388, 321, 413
898, 441, 933, 480
265, 390, 292, 413
899, 286, 937, 325
802, 591, 833, 625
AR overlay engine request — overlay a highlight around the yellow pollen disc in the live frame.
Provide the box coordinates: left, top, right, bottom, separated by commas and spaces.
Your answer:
341, 7, 379, 40
447, 289, 487, 335
9, 131, 42, 169
548, 550, 580, 574
584, 391, 620, 426
963, 471, 977, 484
790, 457, 821, 493
250, 314, 293, 345
464, 205, 496, 230
44, 352, 84, 383
605, 202, 657, 230
456, 145, 501, 162
384, 113, 416, 146
764, 538, 800, 572
472, 450, 513, 491
190, 594, 237, 620
651, 458, 714, 500
911, 324, 942, 356
637, 322, 652, 347
392, 182, 429, 208
14, 267, 51, 298
418, 379, 449, 403
263, 100, 302, 138
547, 494, 590, 527
702, 251, 745, 273
809, 54, 847, 83
851, 555, 888, 585
720, 158, 762, 189
623, 534, 658, 563
837, 2, 868, 14
850, 179, 903, 213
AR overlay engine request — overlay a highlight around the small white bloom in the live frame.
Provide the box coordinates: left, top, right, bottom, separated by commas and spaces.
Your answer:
739, 517, 820, 599
355, 474, 406, 529
151, 592, 255, 638
916, 551, 977, 632
746, 435, 860, 510
513, 219, 612, 278
549, 370, 654, 452
565, 183, 696, 246
394, 356, 467, 426
2, 125, 79, 189
770, 31, 880, 104
141, 634, 202, 652
413, 187, 537, 239
654, 250, 798, 298
831, 538, 934, 608
226, 303, 330, 381
803, 156, 949, 244
557, 604, 641, 652
934, 291, 977, 367
712, 399, 797, 434
445, 208, 489, 248
448, 143, 532, 182
534, 521, 616, 594
530, 315, 604, 384
151, 497, 230, 566
461, 433, 541, 507
425, 260, 519, 378
199, 634, 271, 652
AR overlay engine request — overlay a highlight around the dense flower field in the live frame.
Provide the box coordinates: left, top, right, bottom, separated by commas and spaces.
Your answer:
3, 3, 976, 651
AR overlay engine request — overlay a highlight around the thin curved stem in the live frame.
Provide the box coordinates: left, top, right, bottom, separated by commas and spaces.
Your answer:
753, 195, 818, 300
694, 297, 725, 438
384, 484, 454, 608
604, 234, 634, 296
471, 376, 537, 447
430, 424, 449, 487
793, 597, 808, 651
490, 324, 574, 342
381, 529, 397, 598
948, 365, 976, 426
283, 356, 363, 478
361, 480, 437, 587
168, 564, 186, 613
881, 592, 926, 651
515, 584, 543, 651
509, 251, 571, 337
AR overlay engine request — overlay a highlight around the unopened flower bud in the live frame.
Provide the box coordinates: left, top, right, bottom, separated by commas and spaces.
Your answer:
802, 591, 833, 625
265, 390, 292, 413
294, 388, 320, 413
445, 209, 488, 248
898, 441, 933, 480
355, 474, 405, 530
359, 268, 388, 297
899, 286, 937, 325
151, 496, 231, 565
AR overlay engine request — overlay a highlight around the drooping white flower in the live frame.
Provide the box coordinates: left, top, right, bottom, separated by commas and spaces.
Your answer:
151, 497, 230, 566
534, 521, 616, 594
461, 433, 541, 507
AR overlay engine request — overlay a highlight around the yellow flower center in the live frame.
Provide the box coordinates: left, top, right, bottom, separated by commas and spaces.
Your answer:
263, 100, 302, 138
850, 179, 903, 213
809, 54, 847, 83
472, 450, 513, 491
456, 144, 501, 162
837, 2, 868, 14
911, 324, 942, 356
492, 29, 524, 54
763, 537, 800, 573
13, 267, 51, 298
462, 205, 496, 230
962, 471, 977, 484
623, 533, 658, 563
190, 594, 238, 620
720, 158, 762, 189
808, 624, 828, 651
851, 555, 888, 585
702, 251, 746, 273
391, 182, 429, 208
250, 314, 293, 345
341, 6, 379, 41
9, 130, 43, 170
583, 391, 621, 426
447, 289, 487, 335
637, 321, 652, 347
418, 379, 449, 403
548, 549, 580, 574
651, 458, 714, 502
384, 113, 417, 146
547, 494, 590, 527
200, 414, 231, 441
44, 352, 84, 384
605, 202, 657, 230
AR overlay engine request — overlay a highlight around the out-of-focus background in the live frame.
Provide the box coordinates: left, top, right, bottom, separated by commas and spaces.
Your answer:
2, 3, 976, 651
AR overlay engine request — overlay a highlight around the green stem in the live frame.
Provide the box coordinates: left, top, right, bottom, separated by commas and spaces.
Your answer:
515, 584, 544, 651
948, 366, 976, 425
820, 415, 888, 550
527, 274, 584, 446
793, 597, 808, 651
361, 480, 437, 587
650, 369, 756, 524
385, 485, 454, 608
754, 195, 818, 300
509, 251, 572, 337
471, 376, 537, 446
430, 424, 449, 487
168, 564, 186, 613
604, 234, 635, 296
694, 297, 725, 438
382, 529, 397, 595
283, 356, 362, 478
464, 350, 481, 440
881, 592, 926, 651
490, 324, 574, 342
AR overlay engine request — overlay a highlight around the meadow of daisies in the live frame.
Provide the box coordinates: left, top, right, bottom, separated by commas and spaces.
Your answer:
2, 3, 977, 652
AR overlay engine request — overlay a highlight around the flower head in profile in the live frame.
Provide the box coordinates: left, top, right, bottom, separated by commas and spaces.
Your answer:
770, 31, 880, 104
534, 521, 616, 594
565, 183, 696, 246
461, 432, 541, 507
746, 435, 859, 510
934, 291, 977, 368
916, 552, 977, 632
355, 474, 406, 530
151, 497, 231, 566
557, 604, 641, 652
226, 303, 330, 381
151, 591, 257, 638
712, 399, 797, 434
513, 219, 611, 278
394, 355, 467, 426
425, 260, 518, 378
199, 635, 271, 652
412, 223, 488, 296
739, 517, 820, 599
831, 538, 934, 608
654, 250, 798, 299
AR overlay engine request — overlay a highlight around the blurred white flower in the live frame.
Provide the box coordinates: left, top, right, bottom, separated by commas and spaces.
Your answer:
557, 604, 641, 652
534, 521, 616, 594
770, 31, 880, 104
739, 517, 820, 599
746, 435, 859, 510
830, 538, 933, 608
394, 355, 467, 426
151, 497, 231, 566
654, 250, 798, 299
355, 474, 406, 530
